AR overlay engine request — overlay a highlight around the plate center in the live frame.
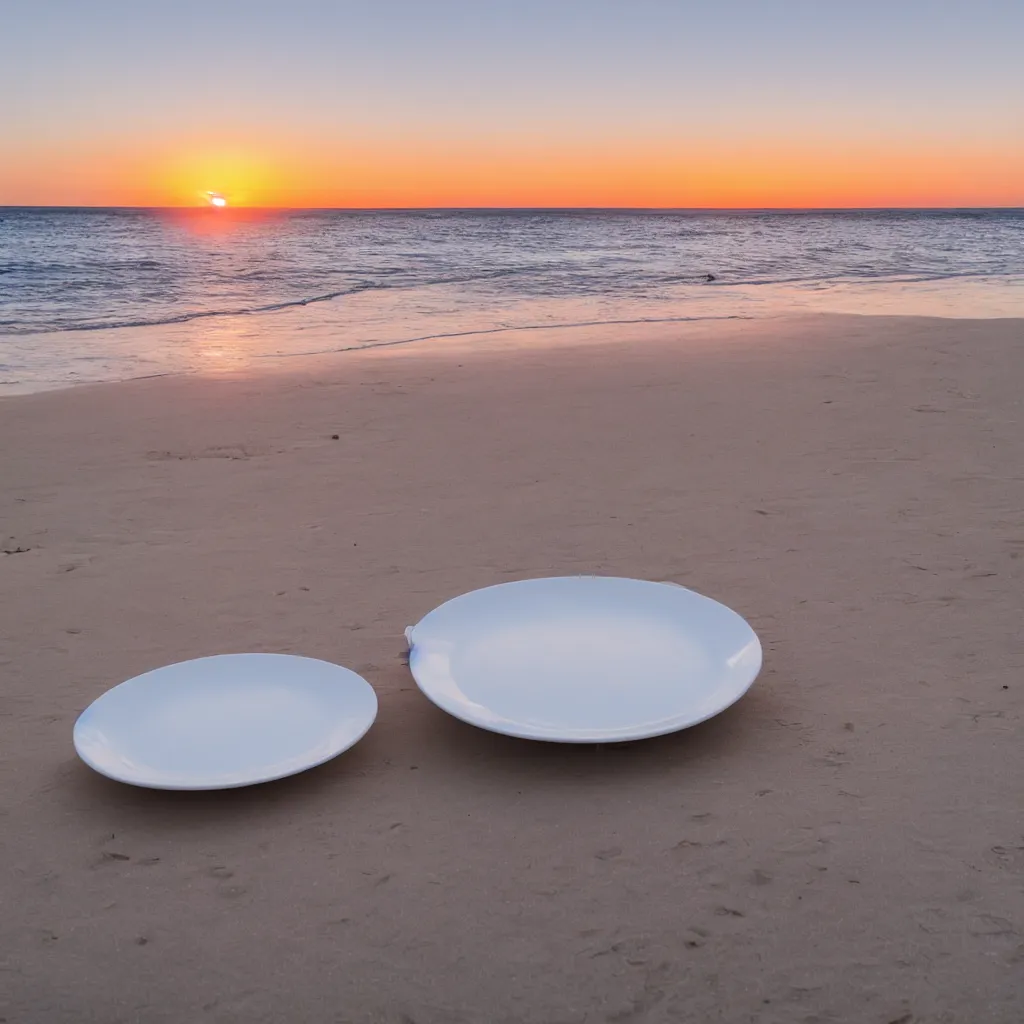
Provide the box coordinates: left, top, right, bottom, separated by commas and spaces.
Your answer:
453, 612, 714, 732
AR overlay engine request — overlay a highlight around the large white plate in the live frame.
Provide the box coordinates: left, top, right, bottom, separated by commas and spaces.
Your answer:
73, 654, 378, 790
406, 577, 761, 743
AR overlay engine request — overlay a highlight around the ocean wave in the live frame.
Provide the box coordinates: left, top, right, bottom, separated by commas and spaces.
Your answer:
16, 284, 378, 334
1, 265, 1019, 336
0, 264, 573, 336
701, 269, 1017, 289
0, 279, 440, 336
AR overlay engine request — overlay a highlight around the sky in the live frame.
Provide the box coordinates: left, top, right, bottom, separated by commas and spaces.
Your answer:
1, 0, 1022, 208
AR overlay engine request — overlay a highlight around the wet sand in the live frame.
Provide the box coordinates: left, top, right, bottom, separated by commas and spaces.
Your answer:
1, 314, 1022, 1023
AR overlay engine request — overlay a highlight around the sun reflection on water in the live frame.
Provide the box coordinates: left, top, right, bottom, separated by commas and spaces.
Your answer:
183, 316, 259, 373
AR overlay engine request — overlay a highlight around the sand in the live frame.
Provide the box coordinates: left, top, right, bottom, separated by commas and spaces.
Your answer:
1, 314, 1022, 1023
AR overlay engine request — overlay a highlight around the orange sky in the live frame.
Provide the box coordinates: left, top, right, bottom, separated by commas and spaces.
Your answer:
4, 2, 1022, 209
3, 135, 1022, 209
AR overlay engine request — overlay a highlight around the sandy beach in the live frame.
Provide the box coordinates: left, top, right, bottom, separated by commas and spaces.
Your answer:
1, 313, 1022, 1023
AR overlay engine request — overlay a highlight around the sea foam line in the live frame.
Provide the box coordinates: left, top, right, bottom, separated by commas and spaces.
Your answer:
0, 266, 551, 337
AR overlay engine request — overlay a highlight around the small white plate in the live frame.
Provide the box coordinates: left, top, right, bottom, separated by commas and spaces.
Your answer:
406, 577, 761, 743
74, 654, 378, 790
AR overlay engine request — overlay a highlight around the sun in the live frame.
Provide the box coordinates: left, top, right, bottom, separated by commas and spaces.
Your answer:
206, 191, 228, 208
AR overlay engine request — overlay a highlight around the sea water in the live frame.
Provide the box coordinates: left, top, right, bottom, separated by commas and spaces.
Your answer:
1, 208, 1022, 393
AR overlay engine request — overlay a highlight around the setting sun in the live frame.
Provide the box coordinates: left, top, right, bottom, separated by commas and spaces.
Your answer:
206, 192, 228, 208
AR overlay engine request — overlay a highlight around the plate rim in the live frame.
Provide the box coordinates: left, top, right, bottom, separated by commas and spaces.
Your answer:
406, 575, 762, 743
73, 652, 379, 790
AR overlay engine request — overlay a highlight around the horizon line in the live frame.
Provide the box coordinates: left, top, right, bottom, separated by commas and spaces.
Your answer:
2, 204, 1022, 213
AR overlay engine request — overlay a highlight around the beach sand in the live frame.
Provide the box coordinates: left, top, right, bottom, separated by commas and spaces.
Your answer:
1, 314, 1022, 1023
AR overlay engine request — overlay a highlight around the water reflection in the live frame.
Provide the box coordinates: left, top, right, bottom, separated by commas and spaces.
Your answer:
181, 315, 261, 374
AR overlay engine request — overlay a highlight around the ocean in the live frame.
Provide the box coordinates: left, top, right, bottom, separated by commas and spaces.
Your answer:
1, 208, 1022, 393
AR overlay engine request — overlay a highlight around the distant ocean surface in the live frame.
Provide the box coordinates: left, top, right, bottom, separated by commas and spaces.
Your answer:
1, 208, 1022, 393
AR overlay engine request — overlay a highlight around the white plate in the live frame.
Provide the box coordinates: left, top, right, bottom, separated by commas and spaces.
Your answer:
406, 577, 761, 743
74, 654, 378, 790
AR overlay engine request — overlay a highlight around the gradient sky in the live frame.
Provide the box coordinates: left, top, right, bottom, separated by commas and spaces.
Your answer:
2, 0, 1022, 207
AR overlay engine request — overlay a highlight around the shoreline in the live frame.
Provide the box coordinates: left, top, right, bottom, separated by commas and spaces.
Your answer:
2, 313, 1022, 1021
0, 309, 762, 398
4, 256, 1024, 396
4, 308, 1023, 399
